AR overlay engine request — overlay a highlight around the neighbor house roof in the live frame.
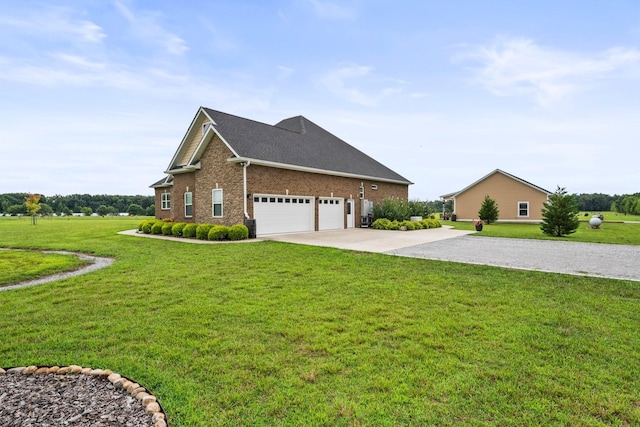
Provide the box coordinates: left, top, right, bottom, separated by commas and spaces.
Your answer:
154, 107, 412, 186
441, 169, 551, 199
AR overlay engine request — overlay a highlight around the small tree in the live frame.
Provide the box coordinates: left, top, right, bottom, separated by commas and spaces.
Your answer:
97, 205, 110, 217
127, 203, 145, 216
25, 193, 41, 225
541, 186, 580, 237
80, 206, 93, 216
478, 195, 499, 224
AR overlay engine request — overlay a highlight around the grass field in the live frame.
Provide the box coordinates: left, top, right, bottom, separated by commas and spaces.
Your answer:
0, 249, 88, 287
1, 217, 639, 426
446, 220, 640, 246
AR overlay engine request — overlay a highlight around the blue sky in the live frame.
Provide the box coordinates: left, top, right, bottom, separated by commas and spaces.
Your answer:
2, 1, 639, 200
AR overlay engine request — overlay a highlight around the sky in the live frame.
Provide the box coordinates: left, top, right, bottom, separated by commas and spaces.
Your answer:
1, 1, 639, 200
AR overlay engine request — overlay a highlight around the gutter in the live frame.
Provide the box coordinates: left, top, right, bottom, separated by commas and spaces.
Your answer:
242, 160, 251, 219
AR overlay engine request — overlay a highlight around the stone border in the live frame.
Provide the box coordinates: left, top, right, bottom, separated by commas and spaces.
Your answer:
0, 365, 168, 427
0, 249, 114, 292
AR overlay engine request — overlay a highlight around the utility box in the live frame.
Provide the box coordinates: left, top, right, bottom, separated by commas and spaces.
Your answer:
360, 199, 374, 227
245, 218, 257, 239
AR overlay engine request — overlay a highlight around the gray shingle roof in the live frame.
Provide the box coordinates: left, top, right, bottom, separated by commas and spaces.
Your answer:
202, 108, 411, 184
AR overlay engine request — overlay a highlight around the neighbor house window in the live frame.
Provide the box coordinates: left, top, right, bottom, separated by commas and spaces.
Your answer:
212, 189, 223, 217
161, 193, 171, 210
518, 201, 529, 217
184, 192, 193, 217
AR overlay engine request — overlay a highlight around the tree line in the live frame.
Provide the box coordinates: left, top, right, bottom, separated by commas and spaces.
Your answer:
0, 193, 155, 216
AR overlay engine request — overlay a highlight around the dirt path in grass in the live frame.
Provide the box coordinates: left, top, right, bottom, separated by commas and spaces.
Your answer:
0, 250, 114, 292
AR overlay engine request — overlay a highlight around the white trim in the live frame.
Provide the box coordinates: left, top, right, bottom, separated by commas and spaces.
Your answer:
228, 157, 413, 185
161, 192, 171, 210
212, 188, 223, 218
184, 192, 193, 218
441, 169, 551, 198
517, 201, 529, 217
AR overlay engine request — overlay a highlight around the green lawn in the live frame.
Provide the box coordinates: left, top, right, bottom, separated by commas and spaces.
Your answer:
1, 217, 639, 426
446, 220, 640, 245
0, 249, 88, 287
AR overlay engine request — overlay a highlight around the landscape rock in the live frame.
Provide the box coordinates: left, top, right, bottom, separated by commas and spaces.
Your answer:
145, 401, 161, 414
35, 367, 49, 375
90, 368, 103, 376
108, 373, 122, 383
23, 365, 38, 375
0, 368, 5, 375
142, 395, 157, 406
47, 366, 59, 374
6, 367, 25, 374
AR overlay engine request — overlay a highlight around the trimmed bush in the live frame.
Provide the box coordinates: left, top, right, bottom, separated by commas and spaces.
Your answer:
182, 223, 198, 238
171, 222, 187, 237
151, 222, 164, 235
139, 219, 159, 234
372, 218, 391, 230
401, 220, 416, 230
196, 224, 214, 240
161, 222, 174, 235
208, 225, 229, 241
413, 220, 424, 230
228, 224, 249, 241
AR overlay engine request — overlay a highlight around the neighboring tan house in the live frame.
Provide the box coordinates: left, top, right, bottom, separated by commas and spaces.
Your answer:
150, 107, 412, 236
441, 169, 552, 222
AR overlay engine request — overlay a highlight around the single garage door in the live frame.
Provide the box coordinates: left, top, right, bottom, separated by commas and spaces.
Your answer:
318, 197, 344, 231
253, 194, 315, 236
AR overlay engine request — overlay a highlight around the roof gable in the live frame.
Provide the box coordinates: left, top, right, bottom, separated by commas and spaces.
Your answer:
442, 169, 551, 198
164, 107, 411, 184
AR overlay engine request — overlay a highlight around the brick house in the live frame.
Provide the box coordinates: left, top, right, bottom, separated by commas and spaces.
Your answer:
441, 169, 552, 222
151, 107, 412, 236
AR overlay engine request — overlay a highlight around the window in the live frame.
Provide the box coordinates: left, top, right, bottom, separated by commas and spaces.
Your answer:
212, 189, 223, 217
184, 192, 193, 217
161, 193, 170, 210
518, 201, 529, 217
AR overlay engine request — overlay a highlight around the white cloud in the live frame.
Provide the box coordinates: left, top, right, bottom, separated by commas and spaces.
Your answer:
114, 1, 188, 55
307, 0, 356, 20
0, 7, 106, 43
458, 37, 640, 106
319, 65, 403, 106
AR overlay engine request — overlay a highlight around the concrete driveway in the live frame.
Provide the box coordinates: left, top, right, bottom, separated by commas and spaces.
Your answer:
265, 227, 640, 282
265, 226, 474, 252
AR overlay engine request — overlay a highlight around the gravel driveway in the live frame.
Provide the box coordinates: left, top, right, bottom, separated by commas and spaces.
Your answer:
385, 236, 640, 282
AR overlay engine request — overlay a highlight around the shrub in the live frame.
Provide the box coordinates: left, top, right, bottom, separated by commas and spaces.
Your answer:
372, 218, 391, 230
182, 223, 198, 238
208, 225, 229, 241
161, 222, 174, 235
196, 224, 214, 240
388, 220, 401, 230
401, 220, 416, 230
151, 222, 164, 235
413, 220, 424, 230
228, 224, 249, 241
171, 222, 187, 237
139, 219, 159, 234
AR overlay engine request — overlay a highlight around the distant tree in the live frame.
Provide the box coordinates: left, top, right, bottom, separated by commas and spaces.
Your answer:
127, 203, 145, 216
106, 206, 119, 216
145, 204, 155, 216
6, 204, 26, 215
39, 203, 53, 216
478, 195, 499, 224
541, 186, 580, 237
80, 206, 93, 216
97, 205, 110, 217
63, 206, 73, 216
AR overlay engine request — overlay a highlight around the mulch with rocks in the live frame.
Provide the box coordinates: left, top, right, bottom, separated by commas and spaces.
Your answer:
0, 366, 167, 427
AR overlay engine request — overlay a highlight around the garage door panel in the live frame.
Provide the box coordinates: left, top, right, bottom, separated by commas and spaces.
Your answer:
254, 195, 314, 236
319, 197, 344, 231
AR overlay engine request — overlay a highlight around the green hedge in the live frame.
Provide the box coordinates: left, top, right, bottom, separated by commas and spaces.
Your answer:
161, 222, 174, 235
182, 223, 198, 238
196, 224, 214, 240
171, 222, 187, 237
136, 220, 250, 240
228, 224, 249, 241
208, 225, 229, 241
372, 218, 442, 231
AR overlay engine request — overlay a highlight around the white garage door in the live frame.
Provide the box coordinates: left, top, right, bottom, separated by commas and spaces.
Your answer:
318, 197, 344, 231
253, 194, 315, 236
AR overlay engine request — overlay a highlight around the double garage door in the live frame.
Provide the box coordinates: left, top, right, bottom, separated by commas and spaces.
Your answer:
253, 194, 344, 236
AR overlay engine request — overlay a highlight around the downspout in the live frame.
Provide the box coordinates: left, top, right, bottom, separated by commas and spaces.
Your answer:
242, 161, 251, 219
